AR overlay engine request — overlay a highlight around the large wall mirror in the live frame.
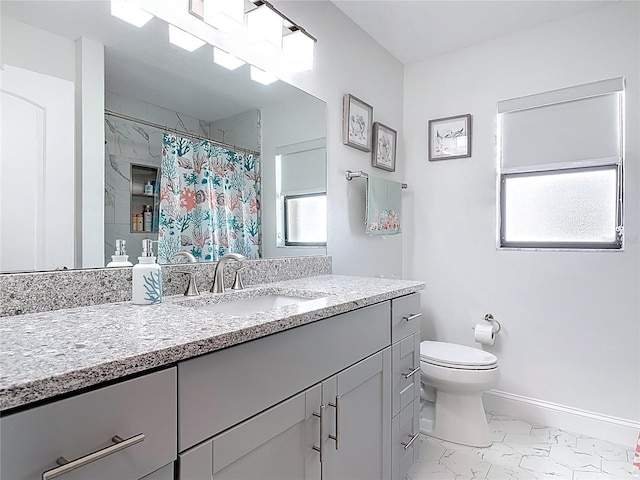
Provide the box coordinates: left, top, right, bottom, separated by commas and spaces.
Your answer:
0, 0, 327, 273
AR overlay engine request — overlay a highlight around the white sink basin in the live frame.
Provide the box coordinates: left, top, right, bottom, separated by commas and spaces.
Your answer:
196, 293, 314, 316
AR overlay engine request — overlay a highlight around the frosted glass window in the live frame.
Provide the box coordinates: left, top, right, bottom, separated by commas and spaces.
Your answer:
502, 167, 619, 247
284, 194, 327, 246
498, 78, 624, 250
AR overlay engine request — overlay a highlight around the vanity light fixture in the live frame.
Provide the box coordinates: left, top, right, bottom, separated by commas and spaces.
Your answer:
110, 0, 153, 28
282, 28, 315, 73
246, 3, 283, 53
213, 47, 246, 70
250, 65, 278, 85
203, 0, 244, 32
168, 24, 206, 52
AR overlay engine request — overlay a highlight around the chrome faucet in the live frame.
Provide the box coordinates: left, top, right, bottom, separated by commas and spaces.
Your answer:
172, 251, 197, 263
172, 251, 199, 296
211, 253, 246, 293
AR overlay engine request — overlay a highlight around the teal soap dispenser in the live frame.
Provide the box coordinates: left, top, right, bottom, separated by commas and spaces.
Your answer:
132, 239, 162, 305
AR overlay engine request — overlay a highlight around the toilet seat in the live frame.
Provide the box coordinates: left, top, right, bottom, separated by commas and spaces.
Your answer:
420, 341, 498, 371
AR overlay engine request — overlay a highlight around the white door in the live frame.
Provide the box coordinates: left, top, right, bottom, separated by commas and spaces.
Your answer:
0, 64, 75, 272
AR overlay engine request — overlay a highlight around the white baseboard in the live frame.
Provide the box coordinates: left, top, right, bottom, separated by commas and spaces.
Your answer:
483, 389, 640, 448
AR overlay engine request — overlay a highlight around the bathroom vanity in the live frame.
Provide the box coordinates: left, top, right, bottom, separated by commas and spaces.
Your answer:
0, 275, 424, 480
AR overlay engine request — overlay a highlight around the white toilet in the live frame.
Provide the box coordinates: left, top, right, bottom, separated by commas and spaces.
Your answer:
420, 341, 500, 447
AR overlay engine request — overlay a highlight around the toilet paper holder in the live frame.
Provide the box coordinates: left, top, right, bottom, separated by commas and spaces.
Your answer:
483, 313, 501, 334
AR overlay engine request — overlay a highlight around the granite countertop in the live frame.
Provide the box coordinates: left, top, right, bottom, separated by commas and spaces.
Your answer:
0, 275, 425, 413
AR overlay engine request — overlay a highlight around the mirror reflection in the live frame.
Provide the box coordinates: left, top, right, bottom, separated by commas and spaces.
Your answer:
0, 0, 327, 273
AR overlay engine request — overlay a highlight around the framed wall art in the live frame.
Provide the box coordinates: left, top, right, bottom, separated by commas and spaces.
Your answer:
343, 94, 373, 152
428, 114, 472, 161
371, 122, 397, 172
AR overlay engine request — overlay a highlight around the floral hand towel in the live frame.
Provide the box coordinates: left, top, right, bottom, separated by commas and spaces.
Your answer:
365, 176, 402, 235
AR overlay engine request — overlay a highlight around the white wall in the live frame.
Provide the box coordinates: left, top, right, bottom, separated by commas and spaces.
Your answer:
274, 1, 405, 278
403, 0, 639, 435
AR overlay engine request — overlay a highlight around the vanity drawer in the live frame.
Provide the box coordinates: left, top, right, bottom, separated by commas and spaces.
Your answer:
0, 368, 177, 480
391, 293, 422, 343
392, 332, 420, 416
178, 301, 390, 451
392, 397, 420, 480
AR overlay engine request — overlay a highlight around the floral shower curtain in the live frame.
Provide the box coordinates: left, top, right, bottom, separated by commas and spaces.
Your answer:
157, 133, 261, 263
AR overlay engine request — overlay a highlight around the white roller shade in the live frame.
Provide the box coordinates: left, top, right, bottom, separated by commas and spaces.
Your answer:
499, 78, 623, 169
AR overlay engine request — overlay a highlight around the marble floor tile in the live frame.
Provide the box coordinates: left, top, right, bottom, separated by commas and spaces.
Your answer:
503, 433, 554, 457
572, 471, 621, 479
487, 464, 538, 479
600, 459, 639, 479
474, 442, 523, 467
420, 435, 447, 462
439, 449, 492, 478
576, 437, 631, 462
489, 415, 535, 435
407, 413, 638, 480
531, 426, 579, 448
548, 445, 601, 472
519, 455, 576, 479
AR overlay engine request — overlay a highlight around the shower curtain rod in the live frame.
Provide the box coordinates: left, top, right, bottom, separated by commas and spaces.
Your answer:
104, 110, 261, 157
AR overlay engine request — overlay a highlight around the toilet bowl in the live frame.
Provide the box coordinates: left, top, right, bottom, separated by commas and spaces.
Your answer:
420, 341, 499, 447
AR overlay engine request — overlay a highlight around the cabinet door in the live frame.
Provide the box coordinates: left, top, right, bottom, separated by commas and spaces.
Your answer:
179, 385, 321, 480
322, 349, 392, 480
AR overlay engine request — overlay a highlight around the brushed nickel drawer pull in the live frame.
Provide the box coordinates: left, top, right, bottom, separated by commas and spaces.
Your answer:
401, 432, 420, 450
403, 313, 422, 322
42, 433, 145, 480
312, 405, 325, 463
403, 366, 421, 379
328, 395, 340, 450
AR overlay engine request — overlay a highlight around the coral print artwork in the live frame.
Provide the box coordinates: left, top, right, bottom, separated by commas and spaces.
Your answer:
372, 122, 397, 172
343, 94, 373, 152
349, 105, 369, 145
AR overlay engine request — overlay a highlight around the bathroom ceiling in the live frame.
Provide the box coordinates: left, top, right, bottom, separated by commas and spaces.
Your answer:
330, 0, 620, 65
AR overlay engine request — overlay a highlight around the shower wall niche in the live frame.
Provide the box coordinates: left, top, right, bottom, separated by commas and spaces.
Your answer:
130, 164, 158, 234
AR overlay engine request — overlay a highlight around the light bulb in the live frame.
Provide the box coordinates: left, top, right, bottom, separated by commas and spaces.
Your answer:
110, 0, 153, 28
203, 0, 244, 32
282, 29, 314, 72
246, 4, 283, 52
168, 25, 206, 52
213, 47, 245, 70
250, 66, 278, 85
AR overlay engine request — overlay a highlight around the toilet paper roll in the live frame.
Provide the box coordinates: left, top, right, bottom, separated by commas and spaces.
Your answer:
474, 323, 496, 345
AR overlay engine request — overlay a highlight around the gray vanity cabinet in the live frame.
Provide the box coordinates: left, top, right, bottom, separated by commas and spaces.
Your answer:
177, 301, 393, 480
390, 293, 422, 480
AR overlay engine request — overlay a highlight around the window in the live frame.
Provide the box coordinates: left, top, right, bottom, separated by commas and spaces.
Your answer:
284, 193, 327, 246
498, 78, 624, 249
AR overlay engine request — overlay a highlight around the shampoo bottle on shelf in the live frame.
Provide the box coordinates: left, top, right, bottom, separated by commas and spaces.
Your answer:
143, 205, 153, 232
106, 239, 133, 267
132, 239, 162, 305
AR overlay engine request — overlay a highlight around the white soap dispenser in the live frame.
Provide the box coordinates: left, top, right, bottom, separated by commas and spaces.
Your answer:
106, 239, 133, 267
132, 239, 162, 305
